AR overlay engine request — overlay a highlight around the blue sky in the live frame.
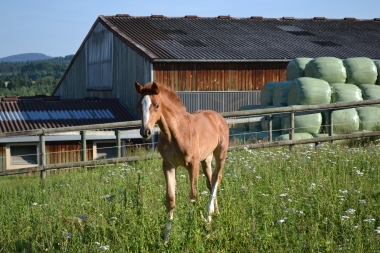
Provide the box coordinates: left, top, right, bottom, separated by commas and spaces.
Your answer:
1, 0, 379, 58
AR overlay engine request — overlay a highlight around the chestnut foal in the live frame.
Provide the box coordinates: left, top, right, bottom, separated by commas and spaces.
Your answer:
135, 81, 229, 242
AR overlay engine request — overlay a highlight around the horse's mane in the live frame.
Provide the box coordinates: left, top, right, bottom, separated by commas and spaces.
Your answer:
148, 82, 187, 113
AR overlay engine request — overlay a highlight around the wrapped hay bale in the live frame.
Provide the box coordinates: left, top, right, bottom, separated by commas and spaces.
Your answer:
281, 113, 322, 135
357, 84, 380, 101
287, 77, 331, 105
374, 60, 380, 85
343, 57, 377, 85
322, 108, 360, 134
260, 82, 282, 105
330, 83, 363, 103
286, 58, 313, 81
273, 81, 293, 106
259, 106, 283, 132
304, 57, 346, 84
355, 107, 380, 131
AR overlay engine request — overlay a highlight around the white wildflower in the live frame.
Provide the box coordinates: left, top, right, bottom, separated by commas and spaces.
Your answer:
364, 218, 375, 223
99, 245, 109, 251
356, 170, 364, 176
345, 209, 356, 215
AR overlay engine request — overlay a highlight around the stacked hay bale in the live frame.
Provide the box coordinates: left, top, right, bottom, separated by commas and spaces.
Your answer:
278, 77, 331, 140
327, 84, 362, 134
232, 57, 380, 143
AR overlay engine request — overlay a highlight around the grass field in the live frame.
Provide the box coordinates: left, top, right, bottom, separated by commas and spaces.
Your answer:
1, 141, 380, 252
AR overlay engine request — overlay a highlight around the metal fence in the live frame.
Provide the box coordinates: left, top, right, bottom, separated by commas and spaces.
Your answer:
178, 91, 261, 113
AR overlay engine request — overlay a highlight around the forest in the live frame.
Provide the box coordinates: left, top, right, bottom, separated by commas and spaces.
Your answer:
0, 55, 73, 97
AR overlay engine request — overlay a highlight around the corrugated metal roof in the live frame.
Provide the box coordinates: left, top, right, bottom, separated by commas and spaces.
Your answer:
0, 96, 136, 133
98, 15, 380, 61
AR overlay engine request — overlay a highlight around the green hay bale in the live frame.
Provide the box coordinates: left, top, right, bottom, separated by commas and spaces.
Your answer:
344, 57, 377, 85
355, 107, 380, 131
287, 77, 331, 105
305, 57, 347, 84
322, 108, 360, 134
260, 82, 282, 105
374, 60, 380, 85
357, 84, 380, 101
330, 83, 363, 103
286, 58, 313, 81
273, 81, 293, 106
281, 113, 322, 135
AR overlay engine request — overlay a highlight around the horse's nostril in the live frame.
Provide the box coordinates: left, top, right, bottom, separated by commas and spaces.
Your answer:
146, 129, 151, 136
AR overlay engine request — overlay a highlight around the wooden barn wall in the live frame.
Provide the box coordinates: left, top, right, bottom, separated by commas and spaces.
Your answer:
46, 142, 93, 165
153, 62, 288, 91
54, 22, 151, 118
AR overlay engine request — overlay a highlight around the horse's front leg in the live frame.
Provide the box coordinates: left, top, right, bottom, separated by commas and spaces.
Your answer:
163, 161, 176, 244
187, 159, 200, 202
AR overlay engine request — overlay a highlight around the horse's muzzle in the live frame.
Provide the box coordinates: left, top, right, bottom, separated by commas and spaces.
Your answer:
140, 127, 152, 140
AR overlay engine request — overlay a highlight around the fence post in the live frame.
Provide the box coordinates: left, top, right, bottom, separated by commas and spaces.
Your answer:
328, 109, 333, 143
81, 130, 87, 162
289, 112, 295, 150
268, 115, 273, 142
39, 133, 46, 180
116, 130, 121, 158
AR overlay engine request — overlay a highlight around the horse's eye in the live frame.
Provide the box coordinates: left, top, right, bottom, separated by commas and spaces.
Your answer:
155, 104, 159, 109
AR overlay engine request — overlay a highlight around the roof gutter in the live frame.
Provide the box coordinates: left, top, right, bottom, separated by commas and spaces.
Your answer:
152, 58, 291, 63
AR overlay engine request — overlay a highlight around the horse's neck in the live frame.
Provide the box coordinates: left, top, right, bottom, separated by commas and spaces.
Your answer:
157, 98, 188, 142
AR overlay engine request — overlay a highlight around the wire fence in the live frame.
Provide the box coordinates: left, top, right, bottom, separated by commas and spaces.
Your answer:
1, 99, 380, 177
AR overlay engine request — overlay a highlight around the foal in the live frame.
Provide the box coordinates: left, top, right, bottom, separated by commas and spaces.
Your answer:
135, 81, 229, 241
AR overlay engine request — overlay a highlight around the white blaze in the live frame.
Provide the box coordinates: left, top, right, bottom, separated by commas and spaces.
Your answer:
141, 95, 152, 127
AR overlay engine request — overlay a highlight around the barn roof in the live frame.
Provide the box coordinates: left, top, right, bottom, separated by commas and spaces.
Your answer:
97, 15, 380, 61
0, 96, 136, 133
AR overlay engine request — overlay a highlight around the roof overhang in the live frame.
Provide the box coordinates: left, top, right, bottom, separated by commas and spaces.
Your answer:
152, 59, 291, 63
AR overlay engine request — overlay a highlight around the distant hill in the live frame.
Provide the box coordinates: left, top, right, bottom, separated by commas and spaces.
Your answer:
0, 53, 54, 62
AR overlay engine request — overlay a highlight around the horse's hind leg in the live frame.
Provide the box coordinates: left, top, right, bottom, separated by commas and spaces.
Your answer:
201, 154, 213, 192
206, 145, 227, 223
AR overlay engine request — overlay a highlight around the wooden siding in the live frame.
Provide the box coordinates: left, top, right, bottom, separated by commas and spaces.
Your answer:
46, 142, 93, 165
153, 62, 288, 91
54, 22, 151, 118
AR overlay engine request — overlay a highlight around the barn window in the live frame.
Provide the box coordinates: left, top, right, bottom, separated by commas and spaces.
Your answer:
86, 23, 113, 90
10, 145, 38, 165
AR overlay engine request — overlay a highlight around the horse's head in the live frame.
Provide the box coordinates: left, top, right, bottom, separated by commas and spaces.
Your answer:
135, 81, 162, 140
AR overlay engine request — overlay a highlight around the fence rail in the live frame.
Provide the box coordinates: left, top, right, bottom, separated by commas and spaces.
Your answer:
1, 98, 380, 178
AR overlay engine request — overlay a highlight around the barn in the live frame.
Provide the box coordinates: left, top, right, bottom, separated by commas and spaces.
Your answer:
52, 15, 380, 117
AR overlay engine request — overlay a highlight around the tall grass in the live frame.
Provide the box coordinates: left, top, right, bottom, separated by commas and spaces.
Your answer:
1, 142, 380, 252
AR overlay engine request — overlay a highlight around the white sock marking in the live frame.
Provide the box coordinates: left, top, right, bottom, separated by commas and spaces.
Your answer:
207, 184, 218, 222
141, 95, 151, 127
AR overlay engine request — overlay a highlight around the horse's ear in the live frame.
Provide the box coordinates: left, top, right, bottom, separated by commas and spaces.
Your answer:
152, 82, 160, 94
135, 81, 143, 94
